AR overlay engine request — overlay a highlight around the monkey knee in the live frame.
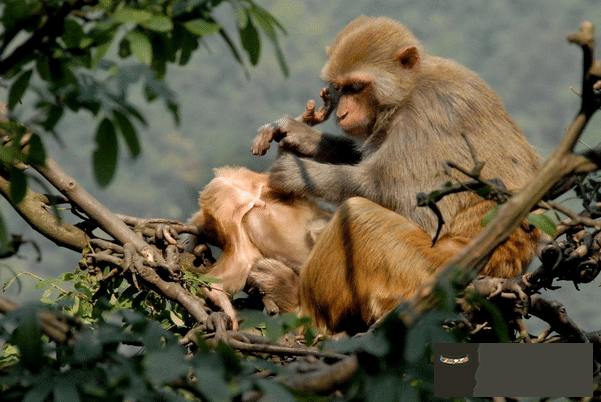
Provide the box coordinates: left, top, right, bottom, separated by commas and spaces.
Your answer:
342, 196, 375, 209
248, 258, 300, 313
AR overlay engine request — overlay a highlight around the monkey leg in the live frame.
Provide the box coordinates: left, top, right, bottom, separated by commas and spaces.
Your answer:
445, 198, 540, 278
201, 283, 239, 330
299, 197, 465, 334
300, 197, 539, 333
247, 258, 300, 315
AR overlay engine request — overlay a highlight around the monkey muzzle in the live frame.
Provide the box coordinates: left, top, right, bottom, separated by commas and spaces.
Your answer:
439, 355, 469, 365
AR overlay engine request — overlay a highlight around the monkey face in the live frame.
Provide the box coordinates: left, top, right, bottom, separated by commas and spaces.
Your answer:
332, 77, 378, 139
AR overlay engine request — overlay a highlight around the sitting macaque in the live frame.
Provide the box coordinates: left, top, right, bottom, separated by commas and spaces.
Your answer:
188, 166, 329, 328
253, 16, 541, 333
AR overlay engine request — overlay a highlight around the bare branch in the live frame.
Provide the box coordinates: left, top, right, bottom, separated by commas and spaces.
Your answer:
0, 169, 88, 251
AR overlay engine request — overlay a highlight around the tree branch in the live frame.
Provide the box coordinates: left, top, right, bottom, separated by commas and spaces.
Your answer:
33, 158, 176, 266
0, 168, 88, 251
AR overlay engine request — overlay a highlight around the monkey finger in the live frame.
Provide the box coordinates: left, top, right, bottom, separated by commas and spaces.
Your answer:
252, 119, 291, 155
251, 124, 278, 155
300, 100, 317, 125
319, 86, 330, 99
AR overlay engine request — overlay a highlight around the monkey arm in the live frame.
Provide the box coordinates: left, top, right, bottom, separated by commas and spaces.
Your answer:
253, 116, 362, 164
289, 132, 362, 165
269, 153, 362, 204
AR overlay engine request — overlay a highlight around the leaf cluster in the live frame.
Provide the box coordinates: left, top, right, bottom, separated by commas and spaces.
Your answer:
1, 0, 287, 189
0, 269, 302, 401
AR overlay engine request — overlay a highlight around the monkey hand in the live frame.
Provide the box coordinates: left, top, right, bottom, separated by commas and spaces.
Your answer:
301, 87, 336, 126
252, 116, 323, 158
252, 117, 287, 156
278, 118, 324, 157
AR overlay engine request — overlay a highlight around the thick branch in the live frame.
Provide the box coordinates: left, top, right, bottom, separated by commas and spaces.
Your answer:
34, 158, 165, 263
282, 355, 358, 394
21, 159, 209, 323
0, 169, 88, 251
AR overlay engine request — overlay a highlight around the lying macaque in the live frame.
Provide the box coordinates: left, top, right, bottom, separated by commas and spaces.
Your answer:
188, 166, 329, 328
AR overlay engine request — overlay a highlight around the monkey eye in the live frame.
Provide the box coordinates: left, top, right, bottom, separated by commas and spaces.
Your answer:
343, 82, 366, 94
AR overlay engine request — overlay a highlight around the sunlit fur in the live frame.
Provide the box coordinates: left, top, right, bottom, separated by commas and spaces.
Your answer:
189, 166, 328, 324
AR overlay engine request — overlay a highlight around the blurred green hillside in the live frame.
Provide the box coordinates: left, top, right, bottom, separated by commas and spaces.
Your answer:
3, 0, 601, 329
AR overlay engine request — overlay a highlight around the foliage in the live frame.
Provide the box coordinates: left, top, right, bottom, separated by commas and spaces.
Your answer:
0, 262, 494, 401
0, 0, 287, 193
0, 268, 300, 401
0, 304, 294, 401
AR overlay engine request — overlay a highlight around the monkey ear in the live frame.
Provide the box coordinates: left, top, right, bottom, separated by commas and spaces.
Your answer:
395, 46, 420, 71
325, 45, 332, 57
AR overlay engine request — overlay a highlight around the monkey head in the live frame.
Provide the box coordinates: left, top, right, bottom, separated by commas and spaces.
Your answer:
322, 16, 423, 138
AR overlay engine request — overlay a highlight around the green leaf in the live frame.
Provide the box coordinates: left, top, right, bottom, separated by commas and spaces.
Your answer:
272, 40, 289, 77
62, 18, 85, 49
113, 110, 140, 157
118, 37, 132, 58
12, 307, 44, 372
144, 345, 189, 385
0, 139, 16, 164
113, 9, 152, 23
248, 6, 276, 39
54, 374, 80, 402
183, 19, 221, 36
178, 30, 198, 65
399, 380, 419, 402
248, 6, 288, 76
256, 379, 296, 402
99, 0, 112, 10
366, 373, 402, 402
216, 342, 242, 375
405, 321, 428, 363
8, 69, 33, 110
26, 133, 46, 166
126, 30, 152, 64
36, 57, 52, 82
9, 166, 27, 204
218, 29, 249, 77
140, 15, 174, 32
40, 105, 64, 131
481, 205, 499, 227
240, 19, 260, 65
35, 277, 60, 289
169, 309, 185, 326
23, 369, 54, 402
92, 41, 113, 68
329, 332, 390, 356
73, 330, 103, 364
93, 118, 118, 187
168, 102, 180, 126
527, 213, 557, 238
0, 212, 8, 254
239, 310, 288, 341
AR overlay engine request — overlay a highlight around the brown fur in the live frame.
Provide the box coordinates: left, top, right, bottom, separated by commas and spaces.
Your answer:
262, 16, 540, 333
189, 166, 328, 326
299, 198, 539, 333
